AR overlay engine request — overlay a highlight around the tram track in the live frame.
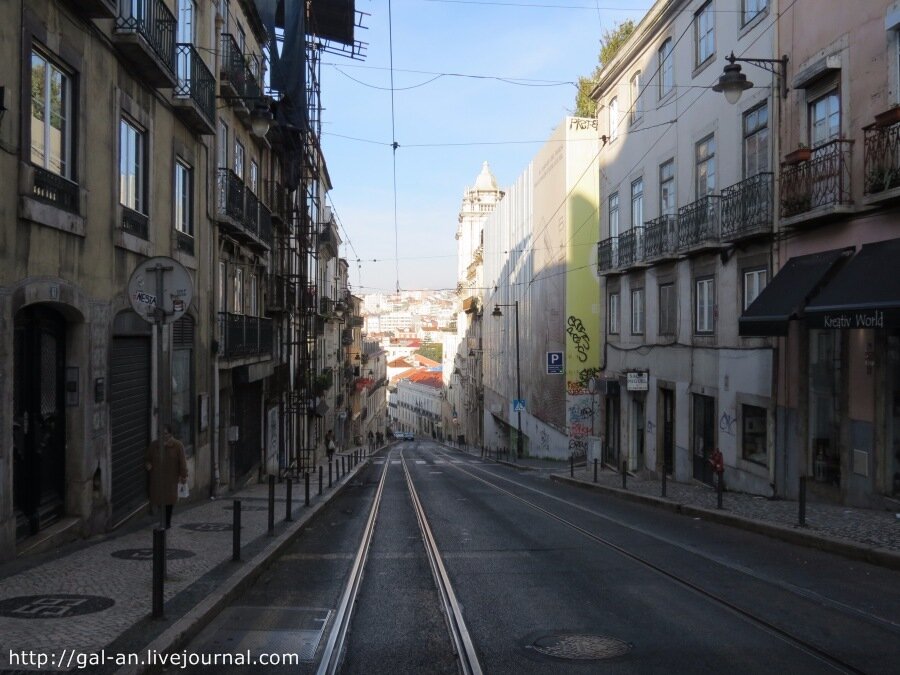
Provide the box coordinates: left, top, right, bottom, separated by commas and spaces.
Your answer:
433, 448, 875, 674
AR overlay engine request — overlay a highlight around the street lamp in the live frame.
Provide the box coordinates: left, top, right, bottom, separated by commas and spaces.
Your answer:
713, 51, 789, 103
492, 301, 522, 458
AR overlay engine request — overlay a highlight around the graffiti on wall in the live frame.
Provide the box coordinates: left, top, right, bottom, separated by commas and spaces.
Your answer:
719, 410, 737, 437
566, 315, 590, 362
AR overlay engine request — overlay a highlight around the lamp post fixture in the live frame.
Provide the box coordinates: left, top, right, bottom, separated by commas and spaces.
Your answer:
492, 301, 522, 459
712, 51, 789, 103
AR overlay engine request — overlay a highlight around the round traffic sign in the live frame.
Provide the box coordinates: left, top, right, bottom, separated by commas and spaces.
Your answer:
127, 256, 194, 324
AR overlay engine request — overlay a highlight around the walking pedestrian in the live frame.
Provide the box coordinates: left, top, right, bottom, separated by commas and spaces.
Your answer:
367, 431, 375, 453
325, 429, 336, 462
145, 424, 187, 529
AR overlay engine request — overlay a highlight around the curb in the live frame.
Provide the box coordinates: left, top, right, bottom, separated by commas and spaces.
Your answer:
551, 473, 900, 572
116, 458, 372, 675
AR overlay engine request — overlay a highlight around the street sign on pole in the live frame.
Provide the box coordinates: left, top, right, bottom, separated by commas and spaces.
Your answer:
546, 352, 564, 374
513, 399, 526, 412
127, 256, 193, 325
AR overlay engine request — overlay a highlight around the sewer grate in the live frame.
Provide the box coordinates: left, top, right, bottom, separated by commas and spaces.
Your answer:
528, 633, 632, 661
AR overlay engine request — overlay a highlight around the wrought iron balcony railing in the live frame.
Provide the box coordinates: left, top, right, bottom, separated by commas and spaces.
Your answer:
218, 312, 272, 359
597, 237, 618, 272
677, 195, 721, 252
243, 187, 260, 236
720, 172, 774, 241
258, 202, 273, 249
115, 0, 176, 73
864, 122, 900, 195
642, 215, 678, 260
618, 226, 644, 268
220, 34, 246, 97
32, 165, 79, 213
174, 43, 215, 124
216, 168, 244, 222
781, 139, 853, 218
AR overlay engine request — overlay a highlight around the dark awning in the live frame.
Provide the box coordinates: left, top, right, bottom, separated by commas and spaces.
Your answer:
739, 248, 851, 336
806, 238, 900, 329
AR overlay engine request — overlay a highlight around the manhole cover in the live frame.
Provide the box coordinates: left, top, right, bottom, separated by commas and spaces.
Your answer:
528, 633, 631, 660
181, 523, 233, 532
111, 548, 195, 560
0, 595, 114, 619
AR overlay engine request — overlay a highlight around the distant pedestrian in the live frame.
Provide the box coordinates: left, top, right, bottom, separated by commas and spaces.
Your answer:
376, 431, 383, 447
367, 431, 375, 453
325, 430, 336, 462
145, 425, 187, 529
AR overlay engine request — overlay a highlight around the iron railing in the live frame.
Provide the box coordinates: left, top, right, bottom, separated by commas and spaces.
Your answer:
121, 206, 148, 239
643, 214, 678, 260
864, 122, 900, 194
677, 194, 720, 251
243, 186, 259, 236
115, 0, 176, 73
320, 296, 333, 316
258, 202, 273, 249
216, 168, 244, 222
598, 237, 618, 272
781, 139, 853, 218
219, 34, 246, 97
32, 166, 79, 213
720, 172, 773, 240
174, 43, 215, 124
244, 62, 262, 101
218, 312, 272, 358
618, 226, 644, 267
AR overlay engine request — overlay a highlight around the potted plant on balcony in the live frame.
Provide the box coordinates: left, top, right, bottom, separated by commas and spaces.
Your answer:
874, 103, 900, 128
784, 143, 811, 165
866, 165, 900, 193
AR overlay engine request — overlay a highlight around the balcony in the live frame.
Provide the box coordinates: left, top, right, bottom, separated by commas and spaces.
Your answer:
217, 312, 272, 359
642, 215, 678, 262
243, 187, 260, 238
219, 34, 247, 104
236, 64, 262, 124
720, 173, 774, 243
319, 296, 333, 317
268, 181, 289, 224
172, 44, 215, 135
597, 237, 618, 275
258, 202, 274, 250
113, 0, 176, 88
266, 274, 296, 313
216, 167, 245, 227
77, 0, 117, 18
31, 166, 79, 213
618, 226, 645, 270
318, 224, 338, 258
863, 121, 900, 205
780, 139, 854, 227
677, 195, 721, 254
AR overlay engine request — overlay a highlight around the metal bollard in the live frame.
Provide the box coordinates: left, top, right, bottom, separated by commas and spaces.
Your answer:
594, 458, 598, 483
717, 472, 724, 510
328, 459, 333, 488
232, 500, 241, 561
570, 454, 574, 477
285, 478, 293, 522
268, 475, 275, 535
622, 460, 627, 489
799, 475, 807, 527
661, 469, 667, 498
319, 465, 323, 496
152, 528, 165, 618
305, 471, 310, 507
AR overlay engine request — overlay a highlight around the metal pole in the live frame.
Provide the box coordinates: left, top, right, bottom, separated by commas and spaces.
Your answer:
594, 458, 598, 483
717, 472, 724, 510
305, 471, 310, 507
232, 500, 241, 561
328, 459, 333, 487
621, 460, 627, 489
268, 474, 275, 535
514, 301, 523, 460
152, 528, 165, 618
319, 465, 323, 496
661, 468, 667, 498
799, 475, 806, 526
570, 453, 574, 477
285, 478, 293, 521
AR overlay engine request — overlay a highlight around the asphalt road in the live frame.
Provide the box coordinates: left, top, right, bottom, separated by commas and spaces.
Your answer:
178, 440, 900, 674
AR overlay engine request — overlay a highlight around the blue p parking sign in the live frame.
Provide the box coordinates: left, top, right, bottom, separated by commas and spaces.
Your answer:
547, 351, 564, 374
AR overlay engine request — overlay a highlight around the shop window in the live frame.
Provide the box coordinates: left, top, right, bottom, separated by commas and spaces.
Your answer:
741, 404, 767, 466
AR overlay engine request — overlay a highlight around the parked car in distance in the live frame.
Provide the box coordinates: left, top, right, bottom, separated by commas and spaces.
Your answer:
403, 432, 414, 440
393, 431, 405, 440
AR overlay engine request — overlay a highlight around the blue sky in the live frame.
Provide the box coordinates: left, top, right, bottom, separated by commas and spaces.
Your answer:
319, 0, 644, 293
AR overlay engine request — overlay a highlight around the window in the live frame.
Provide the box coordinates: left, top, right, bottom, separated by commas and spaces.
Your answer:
809, 89, 840, 147
742, 0, 767, 26
658, 38, 674, 98
695, 277, 715, 333
249, 273, 258, 316
743, 102, 769, 177
743, 268, 767, 310
218, 261, 226, 311
234, 140, 245, 178
172, 315, 194, 452
608, 97, 619, 141
249, 160, 259, 194
176, 0, 196, 85
175, 159, 192, 235
608, 293, 620, 334
31, 49, 72, 178
609, 193, 620, 237
659, 159, 675, 215
741, 404, 767, 466
695, 2, 715, 67
631, 177, 643, 229
659, 283, 676, 335
630, 71, 642, 124
119, 118, 145, 212
217, 119, 228, 168
631, 288, 645, 335
696, 134, 716, 198
234, 267, 243, 314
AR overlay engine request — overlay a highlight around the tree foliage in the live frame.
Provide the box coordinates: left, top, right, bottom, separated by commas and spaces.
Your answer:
573, 20, 637, 118
415, 342, 443, 362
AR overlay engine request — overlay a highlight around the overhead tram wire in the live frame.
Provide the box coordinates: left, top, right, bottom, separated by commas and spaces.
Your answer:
388, 0, 400, 293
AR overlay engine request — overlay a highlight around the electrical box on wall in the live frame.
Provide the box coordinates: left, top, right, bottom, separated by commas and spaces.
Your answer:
65, 367, 79, 407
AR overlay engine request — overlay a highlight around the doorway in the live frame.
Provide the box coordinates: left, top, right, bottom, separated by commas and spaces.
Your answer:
661, 388, 675, 475
633, 398, 645, 471
692, 393, 716, 485
604, 395, 620, 467
13, 306, 67, 540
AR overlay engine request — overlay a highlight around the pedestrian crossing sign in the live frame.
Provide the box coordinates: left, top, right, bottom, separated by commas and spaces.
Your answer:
513, 399, 526, 412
